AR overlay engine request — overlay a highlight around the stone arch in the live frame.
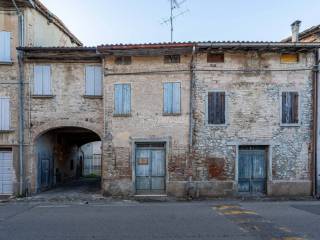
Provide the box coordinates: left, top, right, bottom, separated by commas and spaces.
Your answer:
29, 120, 104, 193
32, 120, 104, 142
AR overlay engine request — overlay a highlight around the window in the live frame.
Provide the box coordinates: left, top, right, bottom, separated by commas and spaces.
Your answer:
163, 82, 181, 114
280, 53, 299, 63
281, 91, 299, 125
115, 56, 132, 65
114, 84, 131, 115
85, 66, 102, 96
0, 31, 11, 62
207, 53, 224, 63
207, 91, 226, 125
34, 65, 51, 95
0, 97, 10, 131
164, 55, 180, 64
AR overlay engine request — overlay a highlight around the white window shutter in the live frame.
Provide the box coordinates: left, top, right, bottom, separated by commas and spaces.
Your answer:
42, 66, 51, 95
34, 65, 43, 95
85, 66, 95, 95
94, 66, 102, 96
0, 32, 11, 62
0, 98, 10, 130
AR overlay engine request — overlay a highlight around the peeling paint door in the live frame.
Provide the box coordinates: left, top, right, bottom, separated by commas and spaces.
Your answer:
39, 152, 52, 190
135, 145, 165, 194
0, 150, 12, 195
238, 148, 266, 193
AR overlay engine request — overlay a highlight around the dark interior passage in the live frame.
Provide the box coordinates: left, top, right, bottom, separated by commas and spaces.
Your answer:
35, 127, 101, 192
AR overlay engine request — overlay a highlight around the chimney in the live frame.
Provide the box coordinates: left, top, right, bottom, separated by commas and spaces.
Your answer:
291, 20, 301, 42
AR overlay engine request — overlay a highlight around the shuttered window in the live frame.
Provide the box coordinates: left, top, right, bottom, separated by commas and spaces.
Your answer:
85, 66, 102, 96
208, 91, 226, 124
0, 97, 10, 131
0, 31, 11, 62
114, 84, 131, 115
163, 82, 181, 114
282, 92, 299, 124
207, 53, 224, 63
115, 56, 132, 65
34, 65, 51, 95
164, 55, 180, 64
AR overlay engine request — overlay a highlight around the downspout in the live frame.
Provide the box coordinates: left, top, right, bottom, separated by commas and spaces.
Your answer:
186, 45, 196, 199
11, 0, 25, 196
189, 45, 196, 152
315, 48, 320, 199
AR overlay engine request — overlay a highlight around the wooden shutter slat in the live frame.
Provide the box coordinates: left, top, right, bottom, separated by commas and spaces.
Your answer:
208, 92, 225, 124
220, 92, 225, 124
0, 98, 10, 130
85, 66, 95, 95
172, 83, 181, 114
293, 92, 299, 123
282, 92, 299, 124
208, 92, 213, 124
34, 66, 43, 95
42, 66, 51, 95
123, 84, 131, 114
0, 32, 11, 62
163, 83, 170, 113
94, 66, 102, 96
114, 84, 123, 114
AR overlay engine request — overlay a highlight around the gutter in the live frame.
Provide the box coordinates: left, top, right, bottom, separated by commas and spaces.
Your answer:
197, 42, 320, 48
11, 0, 25, 196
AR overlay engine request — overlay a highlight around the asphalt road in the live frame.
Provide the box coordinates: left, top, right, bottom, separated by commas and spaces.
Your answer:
0, 200, 320, 240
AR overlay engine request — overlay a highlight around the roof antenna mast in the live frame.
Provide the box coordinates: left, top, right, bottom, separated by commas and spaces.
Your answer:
161, 0, 189, 42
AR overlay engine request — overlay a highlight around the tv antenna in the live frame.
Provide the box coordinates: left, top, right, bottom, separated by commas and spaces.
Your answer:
161, 0, 189, 42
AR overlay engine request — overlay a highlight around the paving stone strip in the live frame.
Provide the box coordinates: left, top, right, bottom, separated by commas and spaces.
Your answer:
214, 204, 308, 240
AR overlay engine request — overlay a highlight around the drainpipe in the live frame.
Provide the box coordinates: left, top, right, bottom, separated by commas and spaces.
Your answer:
186, 45, 196, 199
189, 45, 196, 151
315, 48, 320, 199
11, 0, 25, 196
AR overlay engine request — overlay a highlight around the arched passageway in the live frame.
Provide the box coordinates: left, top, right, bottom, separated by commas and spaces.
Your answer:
35, 127, 102, 192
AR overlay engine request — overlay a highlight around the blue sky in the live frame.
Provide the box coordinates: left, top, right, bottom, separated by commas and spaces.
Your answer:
41, 0, 320, 46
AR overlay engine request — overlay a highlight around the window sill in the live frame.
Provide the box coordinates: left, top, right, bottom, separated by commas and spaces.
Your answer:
163, 113, 181, 116
113, 114, 132, 118
207, 123, 228, 127
0, 129, 15, 133
280, 123, 301, 127
0, 61, 13, 65
83, 95, 103, 99
32, 95, 55, 99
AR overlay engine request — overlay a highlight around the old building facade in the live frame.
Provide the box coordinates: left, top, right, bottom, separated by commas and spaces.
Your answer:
1, 1, 320, 198
0, 0, 81, 195
17, 42, 319, 198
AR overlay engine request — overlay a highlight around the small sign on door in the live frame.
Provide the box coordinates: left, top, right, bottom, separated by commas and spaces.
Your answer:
138, 158, 149, 165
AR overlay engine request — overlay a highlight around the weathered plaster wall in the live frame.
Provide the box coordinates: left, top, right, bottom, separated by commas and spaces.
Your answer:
0, 10, 21, 195
24, 8, 77, 47
24, 62, 104, 192
21, 50, 315, 198
192, 51, 314, 196
1, 6, 81, 195
300, 34, 320, 43
102, 55, 192, 196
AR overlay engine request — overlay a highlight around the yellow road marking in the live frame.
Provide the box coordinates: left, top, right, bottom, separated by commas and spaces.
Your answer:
222, 209, 258, 215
